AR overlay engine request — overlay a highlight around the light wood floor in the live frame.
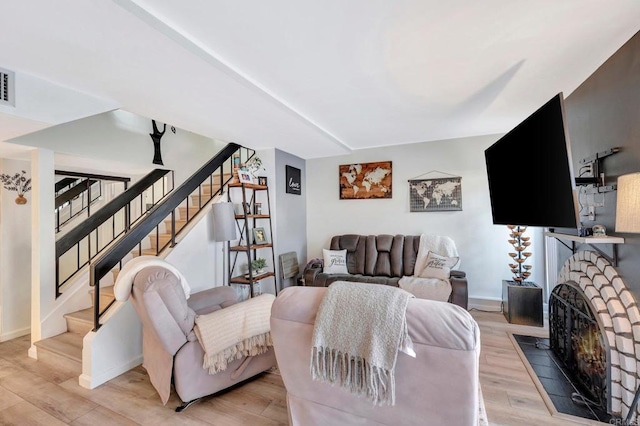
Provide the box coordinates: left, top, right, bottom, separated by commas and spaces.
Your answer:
0, 311, 603, 425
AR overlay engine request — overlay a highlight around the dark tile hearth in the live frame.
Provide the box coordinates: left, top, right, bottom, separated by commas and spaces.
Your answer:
513, 334, 613, 423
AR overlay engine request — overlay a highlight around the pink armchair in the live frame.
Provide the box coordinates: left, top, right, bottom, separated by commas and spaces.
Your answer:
129, 265, 276, 411
270, 286, 480, 425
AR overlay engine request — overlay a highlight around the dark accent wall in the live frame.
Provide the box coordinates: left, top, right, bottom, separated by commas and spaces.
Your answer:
563, 30, 640, 298
274, 148, 307, 289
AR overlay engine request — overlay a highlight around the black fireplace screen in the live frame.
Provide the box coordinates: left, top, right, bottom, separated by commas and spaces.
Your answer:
550, 282, 608, 410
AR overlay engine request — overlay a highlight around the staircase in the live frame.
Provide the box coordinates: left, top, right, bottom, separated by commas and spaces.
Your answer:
35, 144, 245, 380
34, 286, 115, 374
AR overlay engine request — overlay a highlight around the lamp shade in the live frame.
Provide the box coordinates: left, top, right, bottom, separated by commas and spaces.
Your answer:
615, 172, 640, 233
212, 202, 237, 241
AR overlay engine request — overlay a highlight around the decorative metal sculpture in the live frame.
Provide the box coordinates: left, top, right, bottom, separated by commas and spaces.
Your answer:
149, 120, 166, 165
507, 225, 532, 282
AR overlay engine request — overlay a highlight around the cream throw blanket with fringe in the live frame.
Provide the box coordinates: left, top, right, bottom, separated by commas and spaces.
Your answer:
194, 293, 275, 374
311, 281, 414, 406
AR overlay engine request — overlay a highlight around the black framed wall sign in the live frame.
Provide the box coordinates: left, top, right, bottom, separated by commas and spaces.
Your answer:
286, 165, 302, 195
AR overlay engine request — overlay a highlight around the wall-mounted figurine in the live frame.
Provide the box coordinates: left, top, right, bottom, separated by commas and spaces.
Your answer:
149, 120, 166, 165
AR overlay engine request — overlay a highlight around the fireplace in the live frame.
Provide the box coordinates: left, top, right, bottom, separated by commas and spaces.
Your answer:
550, 282, 608, 410
551, 250, 640, 420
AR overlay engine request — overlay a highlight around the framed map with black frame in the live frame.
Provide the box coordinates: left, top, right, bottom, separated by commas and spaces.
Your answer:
408, 175, 462, 212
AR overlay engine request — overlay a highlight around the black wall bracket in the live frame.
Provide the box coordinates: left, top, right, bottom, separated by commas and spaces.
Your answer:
575, 147, 620, 194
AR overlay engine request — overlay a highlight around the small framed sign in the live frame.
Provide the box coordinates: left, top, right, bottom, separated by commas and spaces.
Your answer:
286, 165, 301, 195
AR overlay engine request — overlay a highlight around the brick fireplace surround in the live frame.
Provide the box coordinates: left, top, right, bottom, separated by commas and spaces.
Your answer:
556, 250, 640, 420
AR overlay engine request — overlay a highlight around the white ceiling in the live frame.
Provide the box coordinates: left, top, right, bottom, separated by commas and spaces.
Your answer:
1, 0, 639, 159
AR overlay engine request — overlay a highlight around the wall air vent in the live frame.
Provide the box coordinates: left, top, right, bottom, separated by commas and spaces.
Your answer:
0, 68, 15, 107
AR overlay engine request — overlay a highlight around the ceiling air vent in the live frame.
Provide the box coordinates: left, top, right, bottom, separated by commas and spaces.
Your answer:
0, 68, 15, 107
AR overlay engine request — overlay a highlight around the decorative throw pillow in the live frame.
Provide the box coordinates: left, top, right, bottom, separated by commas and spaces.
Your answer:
323, 249, 349, 274
419, 251, 459, 280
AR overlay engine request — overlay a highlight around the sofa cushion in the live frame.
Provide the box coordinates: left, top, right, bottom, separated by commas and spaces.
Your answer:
330, 235, 366, 275
413, 235, 459, 276
314, 273, 400, 288
403, 236, 421, 276
419, 252, 459, 280
399, 276, 452, 302
323, 249, 349, 274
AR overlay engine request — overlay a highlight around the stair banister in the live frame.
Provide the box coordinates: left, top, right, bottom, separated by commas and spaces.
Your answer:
55, 169, 173, 296
56, 169, 171, 256
90, 142, 242, 330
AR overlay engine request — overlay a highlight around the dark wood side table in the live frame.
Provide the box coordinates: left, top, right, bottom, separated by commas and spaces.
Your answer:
502, 280, 543, 327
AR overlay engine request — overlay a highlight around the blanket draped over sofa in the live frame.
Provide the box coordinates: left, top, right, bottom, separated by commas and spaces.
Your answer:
311, 281, 414, 406
194, 293, 275, 374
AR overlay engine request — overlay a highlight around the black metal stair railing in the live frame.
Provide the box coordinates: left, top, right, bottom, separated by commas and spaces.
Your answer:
55, 169, 174, 297
55, 179, 101, 232
54, 171, 132, 233
90, 143, 252, 330
55, 177, 81, 195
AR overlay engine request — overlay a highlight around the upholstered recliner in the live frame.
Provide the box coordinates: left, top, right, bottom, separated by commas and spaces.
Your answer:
122, 261, 276, 410
270, 286, 481, 425
304, 234, 468, 309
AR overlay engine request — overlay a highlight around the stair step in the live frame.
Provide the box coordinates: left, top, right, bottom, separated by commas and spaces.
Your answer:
34, 332, 83, 374
190, 193, 215, 206
149, 233, 174, 249
177, 205, 200, 220
199, 182, 224, 195
164, 218, 188, 233
131, 248, 158, 257
64, 308, 94, 335
89, 285, 115, 310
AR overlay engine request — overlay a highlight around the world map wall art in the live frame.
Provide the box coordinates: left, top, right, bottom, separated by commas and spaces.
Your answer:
339, 161, 392, 200
409, 177, 462, 211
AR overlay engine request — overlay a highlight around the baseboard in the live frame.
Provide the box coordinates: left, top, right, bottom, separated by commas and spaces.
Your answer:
468, 296, 502, 312
0, 326, 30, 342
79, 354, 143, 389
468, 297, 549, 320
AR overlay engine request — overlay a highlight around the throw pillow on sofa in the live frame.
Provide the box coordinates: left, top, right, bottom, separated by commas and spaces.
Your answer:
419, 251, 459, 280
323, 249, 349, 274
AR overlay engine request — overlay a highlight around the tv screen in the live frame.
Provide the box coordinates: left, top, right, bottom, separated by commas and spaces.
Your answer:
485, 93, 579, 228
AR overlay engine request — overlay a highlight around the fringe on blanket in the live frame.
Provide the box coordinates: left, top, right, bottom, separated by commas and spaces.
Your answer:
311, 321, 412, 407
202, 331, 273, 374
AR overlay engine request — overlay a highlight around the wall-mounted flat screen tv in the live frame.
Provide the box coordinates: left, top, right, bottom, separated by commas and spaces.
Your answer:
485, 93, 579, 228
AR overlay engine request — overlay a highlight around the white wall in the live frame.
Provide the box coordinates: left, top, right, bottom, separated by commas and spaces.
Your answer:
165, 209, 220, 293
306, 134, 546, 306
0, 159, 33, 341
10, 109, 227, 185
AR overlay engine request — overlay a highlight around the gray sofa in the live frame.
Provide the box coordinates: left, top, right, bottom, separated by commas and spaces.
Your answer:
304, 234, 468, 309
271, 286, 481, 425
